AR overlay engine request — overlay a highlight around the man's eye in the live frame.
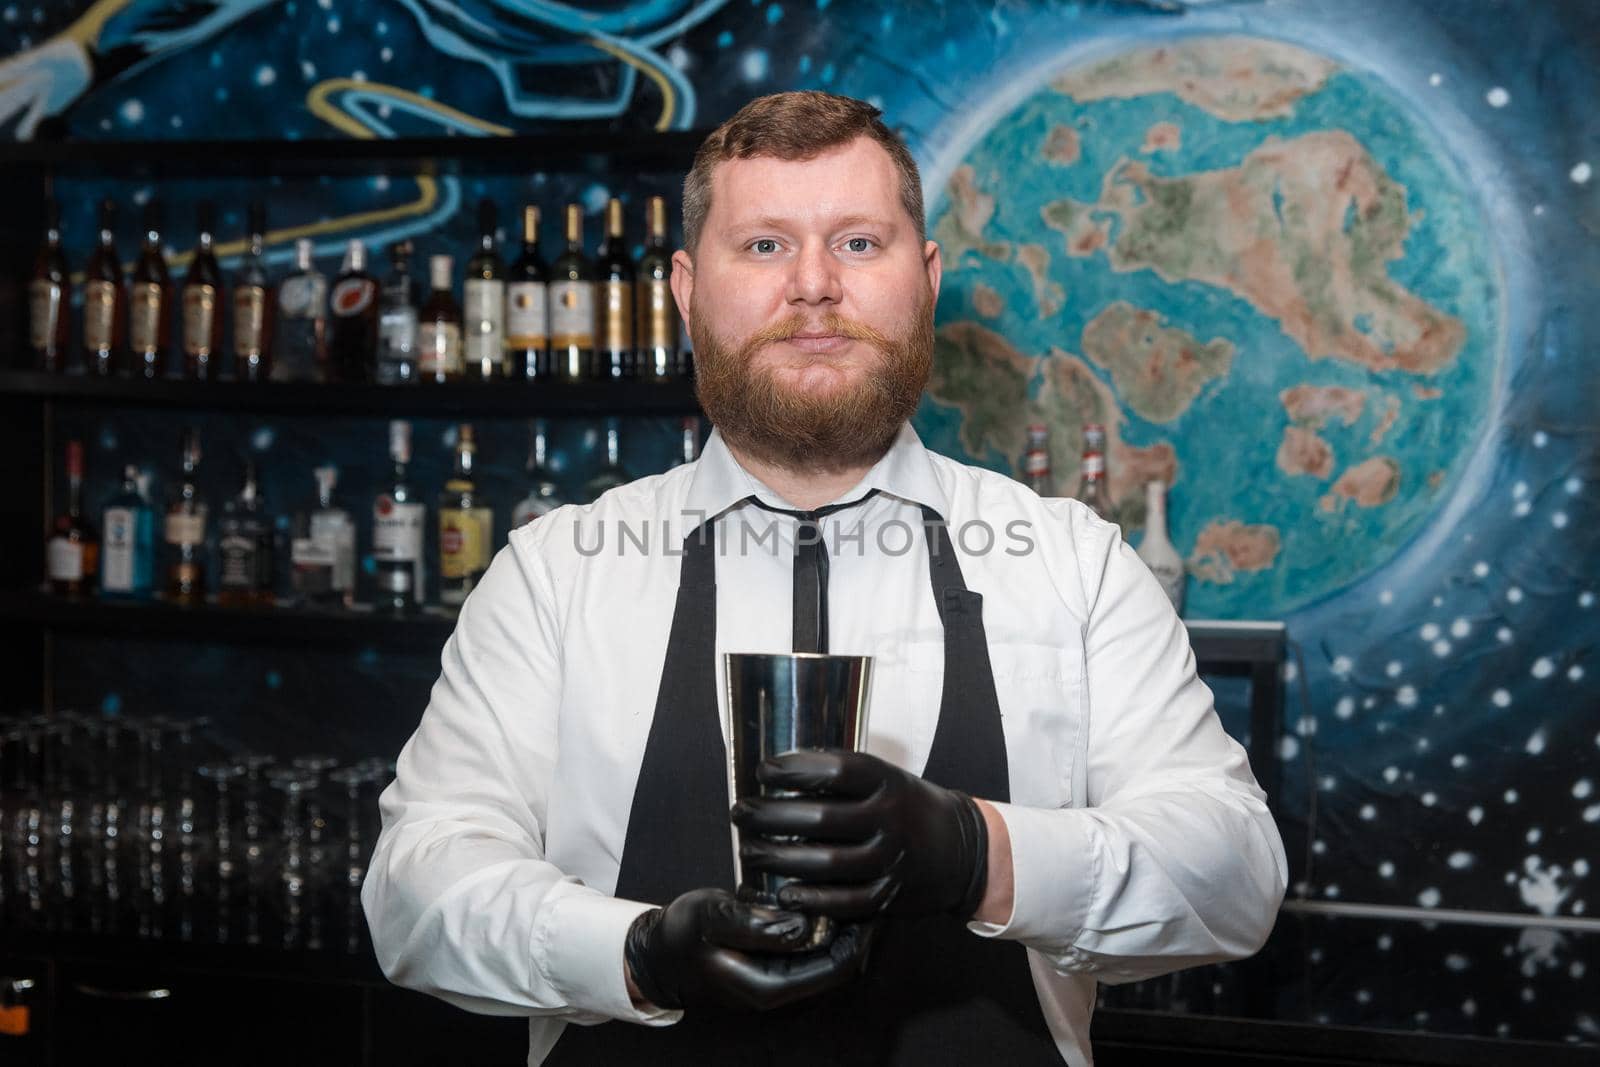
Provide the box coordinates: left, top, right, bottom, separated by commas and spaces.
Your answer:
751, 239, 780, 254
844, 237, 875, 253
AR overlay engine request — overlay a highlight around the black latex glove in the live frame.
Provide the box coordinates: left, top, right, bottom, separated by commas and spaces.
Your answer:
730, 750, 989, 921
624, 888, 874, 1012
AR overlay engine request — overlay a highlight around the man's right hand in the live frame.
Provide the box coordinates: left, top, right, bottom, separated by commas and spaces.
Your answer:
624, 888, 872, 1012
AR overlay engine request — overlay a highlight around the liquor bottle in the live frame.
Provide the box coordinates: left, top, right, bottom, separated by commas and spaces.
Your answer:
668, 416, 701, 468
549, 204, 595, 381
438, 424, 492, 607
1020, 423, 1053, 496
273, 239, 328, 382
1137, 479, 1186, 615
83, 198, 123, 377
595, 197, 635, 380
328, 239, 378, 383
376, 240, 419, 385
165, 428, 209, 604
101, 464, 157, 600
504, 205, 548, 381
46, 440, 99, 597
181, 201, 225, 380
580, 418, 633, 503
418, 255, 462, 383
510, 419, 563, 530
129, 201, 172, 381
1076, 423, 1113, 522
463, 198, 505, 380
217, 460, 275, 608
28, 196, 70, 372
290, 466, 356, 609
636, 195, 678, 381
373, 420, 426, 613
233, 202, 275, 383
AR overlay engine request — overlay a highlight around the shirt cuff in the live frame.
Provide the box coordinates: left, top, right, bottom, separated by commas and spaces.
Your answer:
533, 884, 680, 1025
966, 801, 1095, 946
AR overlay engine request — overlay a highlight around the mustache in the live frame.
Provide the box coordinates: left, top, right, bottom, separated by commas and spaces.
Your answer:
741, 312, 894, 352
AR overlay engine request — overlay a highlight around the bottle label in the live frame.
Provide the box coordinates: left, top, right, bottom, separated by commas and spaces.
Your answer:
182, 284, 218, 356
373, 498, 425, 561
309, 511, 356, 591
439, 507, 492, 579
549, 281, 595, 347
129, 282, 164, 353
102, 507, 137, 591
463, 280, 505, 367
1081, 454, 1106, 478
506, 282, 548, 346
46, 537, 84, 582
218, 534, 260, 589
1144, 559, 1186, 614
28, 280, 62, 350
233, 286, 268, 358
331, 277, 376, 318
84, 280, 118, 351
165, 510, 206, 547
417, 322, 462, 375
379, 306, 418, 360
599, 280, 634, 354
279, 275, 326, 317
640, 278, 674, 350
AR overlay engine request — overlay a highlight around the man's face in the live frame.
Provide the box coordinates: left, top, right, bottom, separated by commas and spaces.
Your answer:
671, 136, 942, 474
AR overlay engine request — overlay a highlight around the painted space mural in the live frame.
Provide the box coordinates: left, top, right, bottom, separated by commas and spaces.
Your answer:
6, 0, 1599, 1040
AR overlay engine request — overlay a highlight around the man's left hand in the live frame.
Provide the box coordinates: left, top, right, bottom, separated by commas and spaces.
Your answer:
731, 751, 989, 921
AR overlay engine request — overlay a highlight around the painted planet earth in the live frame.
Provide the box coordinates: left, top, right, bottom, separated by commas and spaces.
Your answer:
915, 35, 1500, 618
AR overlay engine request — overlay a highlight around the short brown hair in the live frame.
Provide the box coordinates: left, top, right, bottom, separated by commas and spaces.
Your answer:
681, 91, 925, 252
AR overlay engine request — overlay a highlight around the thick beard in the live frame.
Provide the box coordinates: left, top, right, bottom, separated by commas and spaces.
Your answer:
690, 291, 934, 476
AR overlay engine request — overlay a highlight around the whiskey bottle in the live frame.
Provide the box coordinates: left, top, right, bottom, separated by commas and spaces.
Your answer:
1137, 479, 1186, 615
376, 240, 419, 385
580, 418, 633, 503
595, 197, 635, 380
217, 460, 275, 608
328, 239, 378, 383
510, 419, 563, 530
83, 198, 123, 377
181, 201, 225, 380
418, 255, 462, 383
28, 196, 70, 372
667, 416, 701, 468
1076, 423, 1113, 522
46, 440, 99, 598
129, 201, 172, 381
233, 202, 275, 382
636, 195, 678, 381
165, 428, 209, 604
101, 464, 156, 600
290, 466, 356, 609
438, 424, 492, 607
504, 205, 548, 381
463, 198, 505, 381
373, 420, 426, 613
549, 204, 595, 381
1020, 423, 1053, 496
273, 238, 328, 382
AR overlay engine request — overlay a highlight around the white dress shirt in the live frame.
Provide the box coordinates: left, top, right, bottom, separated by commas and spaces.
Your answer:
362, 423, 1287, 1067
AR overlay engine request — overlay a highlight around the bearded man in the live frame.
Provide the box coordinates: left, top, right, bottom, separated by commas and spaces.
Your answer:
363, 90, 1286, 1067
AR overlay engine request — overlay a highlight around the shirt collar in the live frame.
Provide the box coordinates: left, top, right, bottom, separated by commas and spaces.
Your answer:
685, 422, 949, 520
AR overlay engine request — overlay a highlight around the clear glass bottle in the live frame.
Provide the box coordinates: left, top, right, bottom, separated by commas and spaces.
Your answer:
418, 255, 462, 383
510, 419, 564, 530
233, 202, 275, 383
1076, 423, 1113, 522
165, 428, 208, 604
1020, 423, 1053, 496
328, 239, 378, 384
505, 204, 548, 381
549, 204, 595, 381
438, 424, 492, 607
83, 198, 123, 377
580, 418, 633, 503
272, 238, 328, 383
636, 195, 678, 381
29, 196, 70, 372
47, 440, 99, 598
376, 240, 419, 385
101, 464, 157, 601
291, 466, 356, 609
595, 197, 635, 380
217, 460, 275, 608
181, 201, 225, 380
463, 198, 505, 381
1137, 480, 1186, 615
373, 420, 427, 613
129, 201, 172, 381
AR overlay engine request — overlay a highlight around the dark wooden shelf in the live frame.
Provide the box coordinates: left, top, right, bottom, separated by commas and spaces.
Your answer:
1184, 619, 1286, 663
0, 369, 701, 417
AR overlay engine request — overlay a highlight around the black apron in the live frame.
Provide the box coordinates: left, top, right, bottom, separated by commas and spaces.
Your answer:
547, 505, 1062, 1065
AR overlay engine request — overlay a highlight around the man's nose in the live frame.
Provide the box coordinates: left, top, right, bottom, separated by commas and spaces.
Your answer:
785, 241, 843, 307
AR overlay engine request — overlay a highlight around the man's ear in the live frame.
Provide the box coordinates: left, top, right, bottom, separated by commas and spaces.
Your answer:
924, 240, 943, 305
670, 250, 695, 332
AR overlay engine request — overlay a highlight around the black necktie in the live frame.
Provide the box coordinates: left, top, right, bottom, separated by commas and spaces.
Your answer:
746, 490, 880, 654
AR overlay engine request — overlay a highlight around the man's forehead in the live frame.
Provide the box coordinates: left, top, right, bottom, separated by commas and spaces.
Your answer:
707, 138, 905, 227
